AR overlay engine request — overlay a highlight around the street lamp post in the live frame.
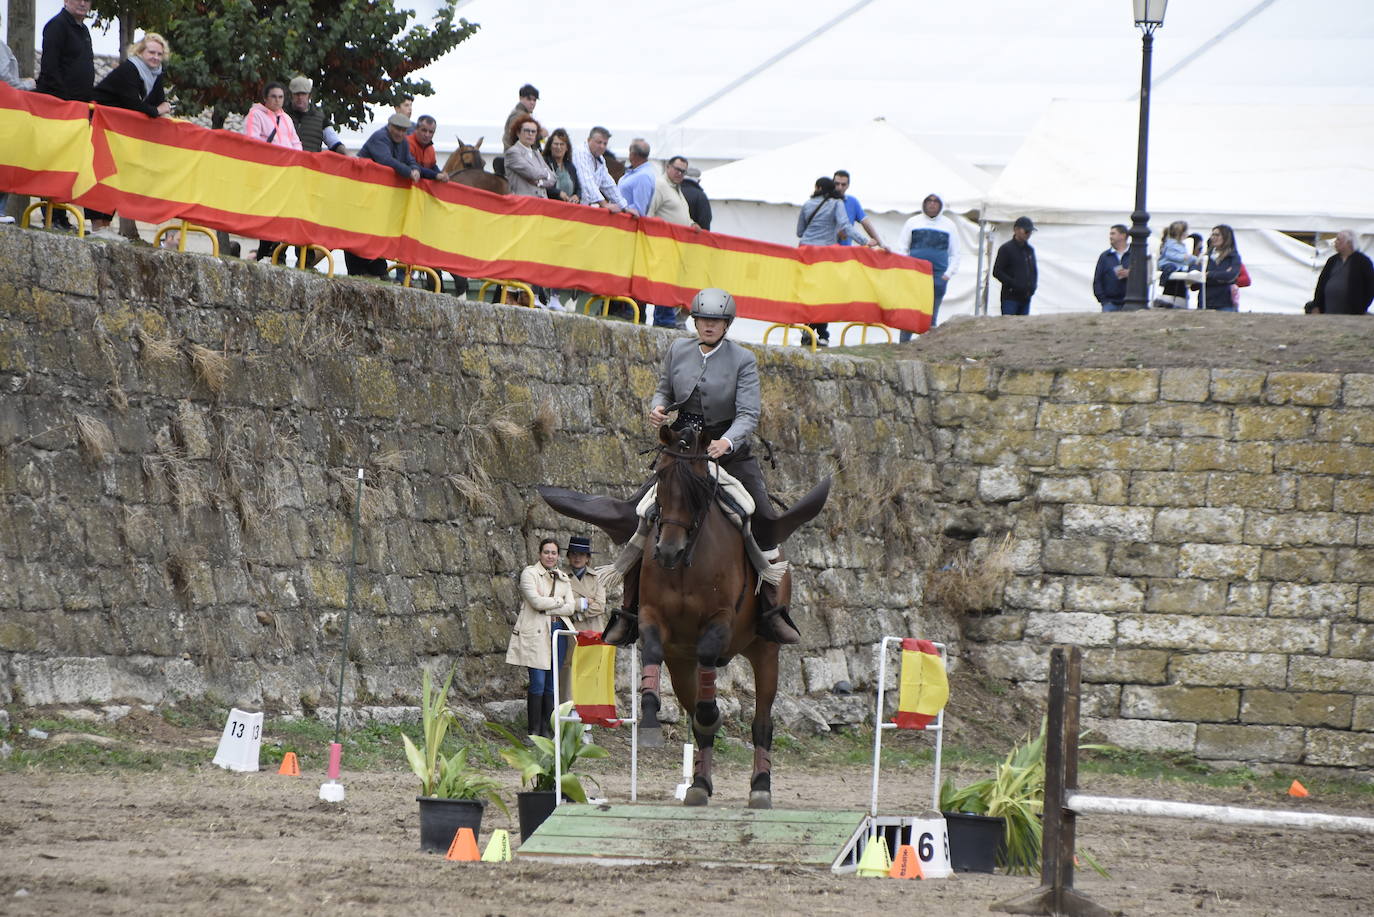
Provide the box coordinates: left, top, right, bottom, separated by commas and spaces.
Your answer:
1123, 0, 1168, 311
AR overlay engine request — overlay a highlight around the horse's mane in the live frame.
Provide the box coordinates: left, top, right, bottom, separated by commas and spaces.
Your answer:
658, 436, 717, 519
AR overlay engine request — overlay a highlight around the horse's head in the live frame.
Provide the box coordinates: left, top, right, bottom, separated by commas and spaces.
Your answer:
455, 135, 485, 171
652, 423, 713, 570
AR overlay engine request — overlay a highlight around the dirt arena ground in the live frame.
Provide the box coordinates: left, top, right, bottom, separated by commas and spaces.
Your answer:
3, 727, 1372, 917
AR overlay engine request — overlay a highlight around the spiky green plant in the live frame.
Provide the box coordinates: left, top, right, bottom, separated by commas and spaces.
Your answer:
402, 666, 507, 815
487, 702, 609, 804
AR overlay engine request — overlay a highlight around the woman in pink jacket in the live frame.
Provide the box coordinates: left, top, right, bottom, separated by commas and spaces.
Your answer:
242, 81, 301, 260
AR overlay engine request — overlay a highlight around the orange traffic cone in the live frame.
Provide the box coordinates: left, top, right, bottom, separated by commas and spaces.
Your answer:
888, 844, 925, 880
277, 752, 300, 776
445, 827, 480, 862
1288, 779, 1309, 798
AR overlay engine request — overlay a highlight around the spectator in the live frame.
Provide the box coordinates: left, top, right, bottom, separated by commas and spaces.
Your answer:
542, 128, 582, 205
502, 83, 541, 149
993, 216, 1039, 316
1197, 224, 1241, 311
647, 156, 696, 327
242, 82, 302, 261
1092, 224, 1131, 312
897, 192, 961, 338
617, 138, 655, 218
287, 76, 346, 154
797, 177, 860, 346
504, 114, 556, 197
407, 114, 439, 172
86, 32, 172, 241
35, 0, 94, 231
394, 97, 413, 121
345, 112, 449, 277
572, 127, 636, 215
36, 0, 94, 102
505, 537, 575, 739
564, 535, 607, 635
832, 170, 884, 250
1155, 220, 1201, 309
1308, 230, 1374, 315
681, 166, 712, 231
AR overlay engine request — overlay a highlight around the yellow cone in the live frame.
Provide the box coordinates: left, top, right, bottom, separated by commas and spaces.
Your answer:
481, 829, 512, 862
856, 835, 892, 878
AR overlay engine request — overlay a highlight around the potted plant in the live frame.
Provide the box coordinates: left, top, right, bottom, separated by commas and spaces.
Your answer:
939, 720, 1109, 875
488, 701, 609, 842
403, 666, 509, 853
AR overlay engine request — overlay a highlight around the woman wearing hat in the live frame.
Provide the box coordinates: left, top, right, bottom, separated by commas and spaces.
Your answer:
505, 538, 576, 738
565, 535, 607, 634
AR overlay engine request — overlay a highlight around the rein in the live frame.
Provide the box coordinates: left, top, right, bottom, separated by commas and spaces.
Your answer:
655, 444, 720, 568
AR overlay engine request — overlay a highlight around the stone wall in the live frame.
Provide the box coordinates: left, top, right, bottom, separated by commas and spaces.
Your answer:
923, 363, 1374, 770
0, 227, 945, 728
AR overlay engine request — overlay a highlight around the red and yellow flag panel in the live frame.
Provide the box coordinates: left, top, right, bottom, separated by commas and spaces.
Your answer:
0, 86, 933, 332
895, 638, 949, 729
571, 632, 620, 727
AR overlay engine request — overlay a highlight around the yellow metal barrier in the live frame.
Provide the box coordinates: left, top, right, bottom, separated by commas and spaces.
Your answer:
584, 295, 641, 324
839, 323, 893, 346
387, 262, 442, 293
20, 199, 85, 237
763, 323, 819, 352
152, 221, 220, 256
271, 242, 335, 276
477, 279, 537, 307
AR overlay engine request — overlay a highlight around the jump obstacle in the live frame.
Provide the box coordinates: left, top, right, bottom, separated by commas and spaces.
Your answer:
995, 645, 1374, 917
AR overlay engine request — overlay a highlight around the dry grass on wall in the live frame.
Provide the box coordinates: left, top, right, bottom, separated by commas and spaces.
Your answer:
185, 343, 229, 395
925, 533, 1015, 616
74, 413, 116, 465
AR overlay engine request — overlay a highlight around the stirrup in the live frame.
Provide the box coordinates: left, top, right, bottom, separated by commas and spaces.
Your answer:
601, 608, 639, 647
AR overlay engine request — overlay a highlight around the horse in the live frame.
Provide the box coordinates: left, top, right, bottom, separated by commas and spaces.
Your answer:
636, 423, 779, 809
441, 135, 509, 195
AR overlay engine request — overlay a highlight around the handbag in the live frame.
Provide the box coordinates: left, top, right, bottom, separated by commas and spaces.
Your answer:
1236, 264, 1251, 288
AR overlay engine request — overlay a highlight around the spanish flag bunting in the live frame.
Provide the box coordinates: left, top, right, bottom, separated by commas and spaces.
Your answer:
894, 638, 949, 729
572, 632, 620, 727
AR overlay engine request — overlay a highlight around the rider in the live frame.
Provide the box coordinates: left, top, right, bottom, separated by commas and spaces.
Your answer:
601, 287, 802, 647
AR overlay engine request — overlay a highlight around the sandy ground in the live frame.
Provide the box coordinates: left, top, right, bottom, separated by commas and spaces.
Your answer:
3, 730, 1372, 917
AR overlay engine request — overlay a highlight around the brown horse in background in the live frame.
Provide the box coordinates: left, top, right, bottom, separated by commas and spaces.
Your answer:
639, 424, 779, 809
441, 136, 509, 195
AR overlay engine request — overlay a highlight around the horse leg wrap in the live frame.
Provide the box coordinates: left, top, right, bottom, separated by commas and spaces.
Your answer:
692, 667, 721, 735
640, 663, 661, 696
693, 746, 715, 790
752, 744, 772, 780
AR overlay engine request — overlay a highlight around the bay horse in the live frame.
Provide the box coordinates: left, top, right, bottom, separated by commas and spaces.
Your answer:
640, 423, 779, 809
441, 136, 509, 195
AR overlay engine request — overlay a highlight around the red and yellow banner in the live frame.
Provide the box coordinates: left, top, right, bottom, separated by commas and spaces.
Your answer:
0, 86, 932, 332
571, 632, 620, 727
895, 638, 949, 729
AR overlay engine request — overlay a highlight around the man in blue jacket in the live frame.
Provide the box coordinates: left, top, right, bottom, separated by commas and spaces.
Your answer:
1092, 224, 1132, 311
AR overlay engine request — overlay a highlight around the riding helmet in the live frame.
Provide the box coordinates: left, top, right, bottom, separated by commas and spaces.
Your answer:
689, 287, 737, 322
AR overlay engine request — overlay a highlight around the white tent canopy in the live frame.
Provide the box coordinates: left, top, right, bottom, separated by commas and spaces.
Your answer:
700, 119, 989, 216
985, 101, 1374, 235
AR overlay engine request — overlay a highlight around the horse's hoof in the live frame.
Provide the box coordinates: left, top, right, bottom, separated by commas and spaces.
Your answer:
684, 786, 711, 807
638, 727, 663, 748
748, 791, 773, 810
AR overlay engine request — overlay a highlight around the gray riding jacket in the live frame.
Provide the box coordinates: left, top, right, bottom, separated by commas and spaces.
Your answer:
652, 337, 760, 451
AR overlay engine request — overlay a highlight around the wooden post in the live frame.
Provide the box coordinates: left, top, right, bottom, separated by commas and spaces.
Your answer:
8, 0, 36, 79
995, 646, 1111, 917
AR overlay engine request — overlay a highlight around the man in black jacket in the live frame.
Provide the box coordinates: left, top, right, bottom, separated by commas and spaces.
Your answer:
681, 167, 713, 231
993, 216, 1038, 315
1308, 231, 1374, 315
35, 0, 94, 232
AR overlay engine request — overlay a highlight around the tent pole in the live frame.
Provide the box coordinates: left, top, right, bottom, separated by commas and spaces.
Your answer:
973, 221, 989, 316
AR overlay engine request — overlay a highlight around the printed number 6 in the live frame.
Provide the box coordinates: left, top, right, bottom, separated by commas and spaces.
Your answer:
918, 832, 934, 861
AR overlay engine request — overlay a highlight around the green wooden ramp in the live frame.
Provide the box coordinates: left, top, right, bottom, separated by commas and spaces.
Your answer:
516, 804, 868, 870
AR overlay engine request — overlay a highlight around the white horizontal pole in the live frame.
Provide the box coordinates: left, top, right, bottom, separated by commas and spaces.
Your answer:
1066, 793, 1374, 835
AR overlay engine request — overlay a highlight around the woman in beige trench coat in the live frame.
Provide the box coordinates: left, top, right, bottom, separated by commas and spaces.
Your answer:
505, 537, 575, 738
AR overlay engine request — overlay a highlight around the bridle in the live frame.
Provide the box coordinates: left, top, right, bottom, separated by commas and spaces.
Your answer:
653, 432, 720, 568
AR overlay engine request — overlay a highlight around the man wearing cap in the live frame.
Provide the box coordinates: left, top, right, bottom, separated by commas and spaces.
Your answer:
286, 76, 347, 154
601, 288, 802, 648
993, 216, 1039, 316
681, 166, 712, 231
565, 536, 607, 634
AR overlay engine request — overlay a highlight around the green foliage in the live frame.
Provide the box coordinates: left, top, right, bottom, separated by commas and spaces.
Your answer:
940, 720, 1111, 877
154, 0, 479, 129
400, 666, 506, 815
487, 703, 609, 804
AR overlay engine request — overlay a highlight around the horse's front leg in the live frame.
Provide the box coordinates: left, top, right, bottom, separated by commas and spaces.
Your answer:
745, 642, 780, 810
638, 621, 665, 748
682, 622, 730, 807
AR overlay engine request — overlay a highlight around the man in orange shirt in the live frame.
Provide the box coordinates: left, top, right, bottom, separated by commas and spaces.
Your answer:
406, 114, 439, 171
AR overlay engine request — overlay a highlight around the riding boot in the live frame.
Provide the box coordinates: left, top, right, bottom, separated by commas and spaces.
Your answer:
758, 581, 801, 645
526, 692, 544, 739
541, 693, 557, 740
601, 561, 642, 646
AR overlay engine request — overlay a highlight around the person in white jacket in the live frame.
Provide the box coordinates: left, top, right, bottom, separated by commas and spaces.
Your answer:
897, 193, 961, 339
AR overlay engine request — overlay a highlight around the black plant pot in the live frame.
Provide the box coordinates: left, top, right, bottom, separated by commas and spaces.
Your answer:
942, 811, 1006, 873
516, 789, 558, 842
416, 796, 485, 853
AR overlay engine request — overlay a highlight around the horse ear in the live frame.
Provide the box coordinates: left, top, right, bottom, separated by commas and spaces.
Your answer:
454, 135, 465, 146
473, 136, 484, 148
